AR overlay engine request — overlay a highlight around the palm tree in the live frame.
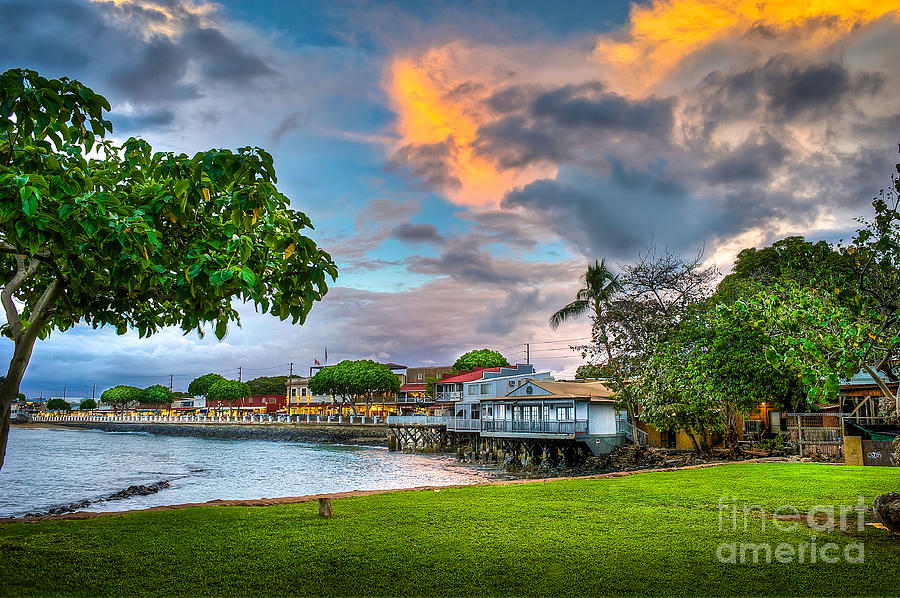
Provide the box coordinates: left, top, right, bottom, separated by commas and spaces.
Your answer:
550, 259, 620, 361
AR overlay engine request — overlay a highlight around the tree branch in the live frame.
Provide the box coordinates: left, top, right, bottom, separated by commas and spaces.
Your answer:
1, 257, 41, 339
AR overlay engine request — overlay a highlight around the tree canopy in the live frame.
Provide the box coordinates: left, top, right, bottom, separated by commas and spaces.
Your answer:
100, 385, 141, 411
187, 373, 227, 397
79, 398, 96, 411
0, 68, 337, 470
452, 349, 509, 372
247, 375, 287, 396
206, 379, 251, 402
308, 360, 400, 416
139, 384, 173, 405
45, 398, 69, 411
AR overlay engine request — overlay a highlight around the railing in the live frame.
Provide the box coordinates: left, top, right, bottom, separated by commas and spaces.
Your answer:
386, 415, 448, 426
434, 391, 462, 401
481, 419, 588, 435
446, 417, 481, 431
616, 419, 648, 445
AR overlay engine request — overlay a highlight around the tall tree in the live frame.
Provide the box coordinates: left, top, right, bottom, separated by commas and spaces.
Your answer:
45, 398, 70, 411
0, 70, 337, 469
188, 373, 226, 398
452, 349, 509, 372
727, 158, 900, 415
308, 360, 400, 417
206, 379, 251, 416
140, 384, 173, 405
246, 375, 287, 396
550, 259, 620, 362
100, 385, 140, 413
593, 247, 718, 425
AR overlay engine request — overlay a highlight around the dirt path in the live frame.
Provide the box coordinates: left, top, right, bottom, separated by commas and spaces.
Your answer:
0, 457, 798, 524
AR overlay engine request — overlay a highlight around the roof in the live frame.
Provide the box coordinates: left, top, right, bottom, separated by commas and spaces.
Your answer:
483, 380, 616, 402
400, 383, 427, 392
840, 370, 899, 389
381, 362, 407, 370
435, 367, 504, 384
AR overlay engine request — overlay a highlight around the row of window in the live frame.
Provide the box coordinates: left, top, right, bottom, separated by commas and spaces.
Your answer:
483, 404, 575, 421
289, 388, 309, 397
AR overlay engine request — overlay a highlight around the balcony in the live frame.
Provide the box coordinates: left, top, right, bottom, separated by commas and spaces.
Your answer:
481, 419, 588, 436
434, 391, 462, 401
446, 417, 481, 431
386, 415, 448, 426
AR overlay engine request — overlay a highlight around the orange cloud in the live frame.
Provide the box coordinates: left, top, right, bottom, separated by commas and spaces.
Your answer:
594, 0, 900, 93
388, 51, 555, 208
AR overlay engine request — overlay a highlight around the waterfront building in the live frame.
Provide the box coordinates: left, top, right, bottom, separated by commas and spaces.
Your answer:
432, 364, 550, 420
398, 366, 454, 414
480, 380, 633, 454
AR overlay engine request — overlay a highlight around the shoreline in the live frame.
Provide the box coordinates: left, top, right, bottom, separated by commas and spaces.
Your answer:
24, 421, 390, 447
0, 457, 793, 524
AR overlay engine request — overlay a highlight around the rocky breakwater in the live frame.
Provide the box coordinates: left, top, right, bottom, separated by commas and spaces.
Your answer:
58, 422, 389, 446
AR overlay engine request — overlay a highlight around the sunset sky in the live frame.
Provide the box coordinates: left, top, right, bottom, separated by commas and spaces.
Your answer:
2, 0, 899, 398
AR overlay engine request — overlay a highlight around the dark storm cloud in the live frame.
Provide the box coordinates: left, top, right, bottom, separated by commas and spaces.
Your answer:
476, 288, 546, 336
390, 223, 445, 244
0, 0, 276, 110
704, 134, 789, 184
695, 55, 887, 130
530, 84, 675, 134
475, 81, 676, 170
408, 241, 525, 285
181, 28, 275, 83
390, 139, 462, 190
108, 36, 197, 102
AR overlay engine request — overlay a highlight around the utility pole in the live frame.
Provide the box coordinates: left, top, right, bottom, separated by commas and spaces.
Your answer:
525, 343, 530, 365
63, 386, 67, 401
287, 362, 294, 415
238, 366, 242, 382
92, 383, 95, 400
169, 374, 174, 392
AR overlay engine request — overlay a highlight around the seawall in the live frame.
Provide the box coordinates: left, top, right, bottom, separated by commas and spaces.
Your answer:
54, 422, 389, 446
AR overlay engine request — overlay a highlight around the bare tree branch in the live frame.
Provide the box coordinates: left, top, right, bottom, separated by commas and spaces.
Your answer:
1, 257, 41, 339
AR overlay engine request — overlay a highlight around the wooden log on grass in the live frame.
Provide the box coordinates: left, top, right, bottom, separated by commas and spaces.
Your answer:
318, 498, 333, 518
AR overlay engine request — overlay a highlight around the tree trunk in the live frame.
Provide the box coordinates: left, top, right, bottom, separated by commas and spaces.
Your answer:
862, 363, 900, 415
0, 326, 42, 471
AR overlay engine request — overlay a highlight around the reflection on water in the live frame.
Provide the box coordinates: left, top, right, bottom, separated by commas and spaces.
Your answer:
0, 426, 492, 518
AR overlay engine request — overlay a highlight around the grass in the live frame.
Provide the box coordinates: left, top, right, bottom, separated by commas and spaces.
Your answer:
0, 463, 898, 597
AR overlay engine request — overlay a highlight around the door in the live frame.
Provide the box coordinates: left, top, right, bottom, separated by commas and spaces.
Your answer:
769, 411, 781, 433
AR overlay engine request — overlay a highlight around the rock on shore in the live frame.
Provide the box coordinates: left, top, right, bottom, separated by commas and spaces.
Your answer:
57, 422, 389, 446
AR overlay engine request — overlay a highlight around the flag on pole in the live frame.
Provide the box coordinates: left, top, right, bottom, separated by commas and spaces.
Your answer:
324, 347, 328, 364
314, 358, 320, 366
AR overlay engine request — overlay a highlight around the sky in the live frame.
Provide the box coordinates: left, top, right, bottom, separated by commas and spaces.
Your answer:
2, 0, 899, 398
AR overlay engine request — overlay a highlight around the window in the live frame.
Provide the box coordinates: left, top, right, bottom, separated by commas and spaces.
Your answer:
290, 388, 297, 397
301, 388, 307, 397
542, 405, 549, 420
468, 385, 478, 396
508, 380, 516, 387
495, 404, 506, 420
418, 373, 423, 380
480, 383, 491, 395
556, 406, 574, 421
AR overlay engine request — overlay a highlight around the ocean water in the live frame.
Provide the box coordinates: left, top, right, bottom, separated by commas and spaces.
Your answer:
0, 426, 492, 518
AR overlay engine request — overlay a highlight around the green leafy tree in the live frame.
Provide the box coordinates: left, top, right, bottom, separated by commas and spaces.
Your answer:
206, 379, 251, 415
575, 364, 607, 379
726, 159, 900, 415
308, 360, 400, 417
45, 398, 70, 411
15, 392, 25, 401
188, 373, 226, 397
550, 259, 620, 362
0, 69, 337, 470
246, 375, 287, 396
100, 385, 141, 412
140, 384, 173, 405
79, 398, 97, 411
452, 349, 509, 373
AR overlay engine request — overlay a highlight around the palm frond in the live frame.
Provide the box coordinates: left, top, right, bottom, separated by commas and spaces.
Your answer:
549, 300, 589, 330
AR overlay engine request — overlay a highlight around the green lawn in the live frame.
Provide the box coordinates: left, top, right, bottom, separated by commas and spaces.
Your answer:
1, 463, 898, 597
